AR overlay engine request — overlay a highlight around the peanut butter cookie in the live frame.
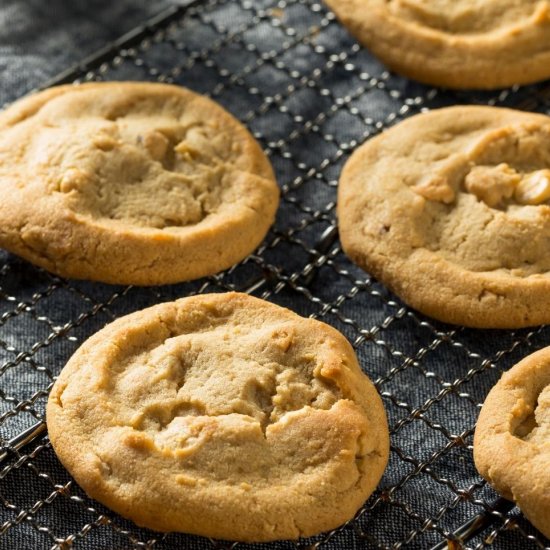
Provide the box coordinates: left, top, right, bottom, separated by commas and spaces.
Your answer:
338, 106, 550, 328
0, 82, 279, 285
474, 346, 550, 539
47, 292, 389, 541
324, 0, 550, 89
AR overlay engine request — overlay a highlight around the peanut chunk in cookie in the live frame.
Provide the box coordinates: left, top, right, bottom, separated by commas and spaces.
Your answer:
464, 163, 520, 207
142, 130, 170, 162
514, 170, 550, 205
411, 175, 455, 204
59, 168, 93, 193
174, 128, 211, 160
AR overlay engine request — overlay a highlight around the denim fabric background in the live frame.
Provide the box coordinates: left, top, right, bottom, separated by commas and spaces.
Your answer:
1, 1, 550, 549
0, 0, 169, 105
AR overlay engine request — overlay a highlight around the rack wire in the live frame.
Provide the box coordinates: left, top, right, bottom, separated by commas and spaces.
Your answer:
1, 1, 550, 548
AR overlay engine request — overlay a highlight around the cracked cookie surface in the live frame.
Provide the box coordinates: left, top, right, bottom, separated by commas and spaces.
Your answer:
337, 106, 550, 328
474, 346, 550, 539
0, 82, 279, 285
324, 0, 550, 89
46, 292, 389, 541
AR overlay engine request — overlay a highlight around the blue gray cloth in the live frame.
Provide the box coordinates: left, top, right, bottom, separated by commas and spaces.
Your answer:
0, 0, 168, 105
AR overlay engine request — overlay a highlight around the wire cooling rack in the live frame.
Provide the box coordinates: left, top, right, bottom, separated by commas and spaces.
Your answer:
1, 1, 550, 548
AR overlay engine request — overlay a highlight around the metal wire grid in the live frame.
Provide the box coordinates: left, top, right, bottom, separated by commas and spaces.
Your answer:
1, 0, 550, 548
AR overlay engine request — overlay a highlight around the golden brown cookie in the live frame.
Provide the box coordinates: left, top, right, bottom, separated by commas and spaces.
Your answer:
0, 82, 279, 285
324, 0, 550, 89
474, 346, 550, 539
46, 292, 389, 541
337, 106, 550, 328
